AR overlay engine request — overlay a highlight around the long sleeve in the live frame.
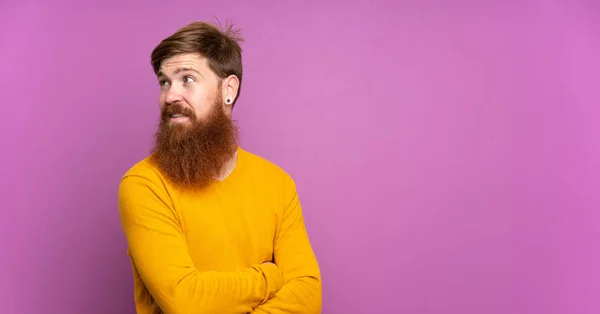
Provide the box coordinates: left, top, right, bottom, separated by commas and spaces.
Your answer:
118, 174, 285, 314
251, 176, 322, 314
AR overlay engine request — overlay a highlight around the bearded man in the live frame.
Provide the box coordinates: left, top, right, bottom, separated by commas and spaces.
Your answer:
117, 21, 322, 314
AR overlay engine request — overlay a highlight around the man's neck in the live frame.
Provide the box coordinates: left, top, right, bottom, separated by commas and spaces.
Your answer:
215, 147, 238, 181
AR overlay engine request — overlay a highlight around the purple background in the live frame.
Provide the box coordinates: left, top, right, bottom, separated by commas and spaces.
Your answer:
2, 1, 599, 313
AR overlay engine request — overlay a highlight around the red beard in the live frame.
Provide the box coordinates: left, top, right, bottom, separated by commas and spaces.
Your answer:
149, 99, 238, 191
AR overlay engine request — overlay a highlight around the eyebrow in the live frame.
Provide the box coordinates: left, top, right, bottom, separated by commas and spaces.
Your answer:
157, 67, 201, 78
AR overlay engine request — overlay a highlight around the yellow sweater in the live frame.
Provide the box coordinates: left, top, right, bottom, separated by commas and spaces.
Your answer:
118, 147, 322, 314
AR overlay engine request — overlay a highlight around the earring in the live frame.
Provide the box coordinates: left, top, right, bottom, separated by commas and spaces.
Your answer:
225, 98, 232, 104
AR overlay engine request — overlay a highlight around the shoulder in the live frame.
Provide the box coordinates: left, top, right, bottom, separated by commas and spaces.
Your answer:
121, 156, 163, 182
118, 157, 174, 217
118, 157, 176, 228
239, 148, 297, 188
239, 148, 301, 208
241, 148, 292, 178
118, 156, 170, 196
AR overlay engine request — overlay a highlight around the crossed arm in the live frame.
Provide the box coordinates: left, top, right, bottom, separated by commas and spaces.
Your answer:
118, 173, 322, 314
250, 177, 322, 313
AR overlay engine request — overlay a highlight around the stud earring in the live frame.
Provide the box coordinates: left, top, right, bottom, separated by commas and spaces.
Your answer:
225, 98, 232, 104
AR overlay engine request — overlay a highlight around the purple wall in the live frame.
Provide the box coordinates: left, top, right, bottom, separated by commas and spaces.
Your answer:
2, 1, 599, 313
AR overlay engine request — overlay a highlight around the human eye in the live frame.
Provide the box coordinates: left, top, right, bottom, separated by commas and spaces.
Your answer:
183, 75, 196, 84
158, 79, 170, 87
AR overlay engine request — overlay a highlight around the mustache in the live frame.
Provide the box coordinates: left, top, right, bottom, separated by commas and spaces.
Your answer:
161, 104, 196, 118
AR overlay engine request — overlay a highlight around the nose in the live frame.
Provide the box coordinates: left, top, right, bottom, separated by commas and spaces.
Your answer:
164, 84, 183, 105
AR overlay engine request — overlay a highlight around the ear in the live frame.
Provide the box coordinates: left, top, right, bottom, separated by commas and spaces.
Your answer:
221, 75, 240, 114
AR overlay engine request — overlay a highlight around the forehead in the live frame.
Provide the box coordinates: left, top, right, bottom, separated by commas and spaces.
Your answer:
158, 53, 209, 76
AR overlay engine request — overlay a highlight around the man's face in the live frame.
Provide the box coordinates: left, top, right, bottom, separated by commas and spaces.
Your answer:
157, 53, 222, 125
150, 53, 239, 190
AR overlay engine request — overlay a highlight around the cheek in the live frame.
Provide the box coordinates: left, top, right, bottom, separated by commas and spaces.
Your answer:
187, 92, 212, 111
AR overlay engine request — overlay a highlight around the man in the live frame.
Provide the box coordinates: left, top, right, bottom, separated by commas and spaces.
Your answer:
117, 21, 322, 314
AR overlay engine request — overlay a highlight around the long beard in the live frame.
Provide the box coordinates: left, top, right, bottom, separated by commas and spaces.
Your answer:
149, 100, 238, 191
